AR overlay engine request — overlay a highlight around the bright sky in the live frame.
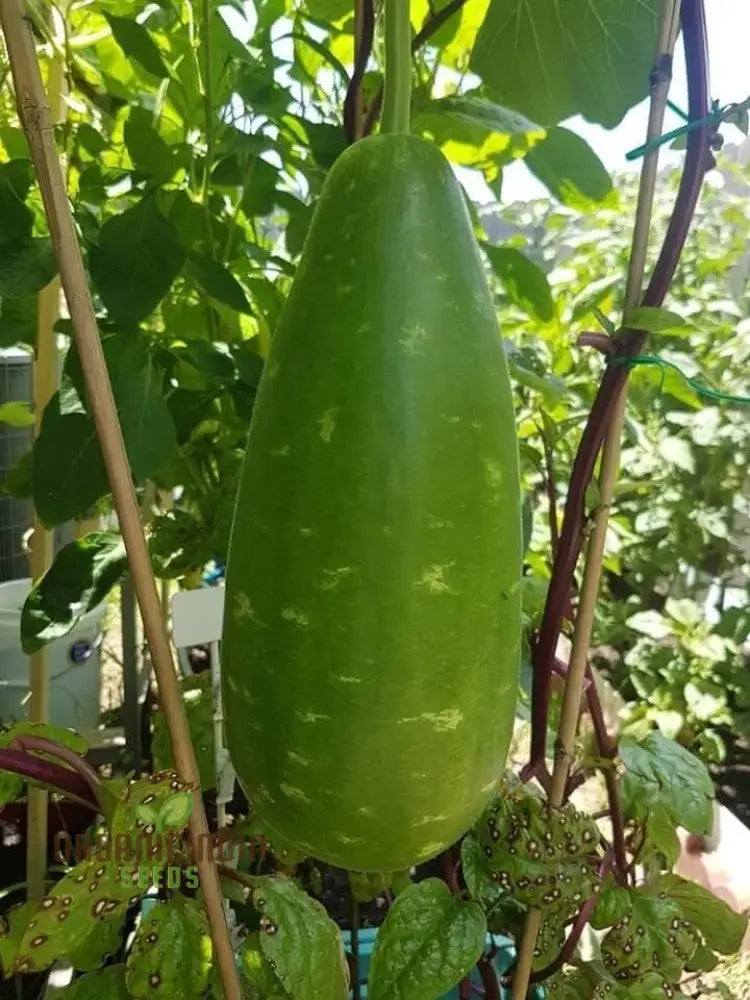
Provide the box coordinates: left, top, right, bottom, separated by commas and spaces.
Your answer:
500, 0, 750, 202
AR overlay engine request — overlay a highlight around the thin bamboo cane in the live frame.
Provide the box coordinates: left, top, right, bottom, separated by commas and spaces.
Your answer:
0, 4, 241, 996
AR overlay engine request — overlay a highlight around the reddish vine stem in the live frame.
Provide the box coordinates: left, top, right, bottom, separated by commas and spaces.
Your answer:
0, 749, 99, 811
477, 955, 502, 1000
343, 0, 375, 142
12, 734, 102, 804
526, 0, 713, 775
362, 0, 470, 135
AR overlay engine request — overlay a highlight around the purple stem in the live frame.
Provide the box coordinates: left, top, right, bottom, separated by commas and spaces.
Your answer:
343, 0, 375, 142
527, 0, 713, 773
0, 748, 99, 811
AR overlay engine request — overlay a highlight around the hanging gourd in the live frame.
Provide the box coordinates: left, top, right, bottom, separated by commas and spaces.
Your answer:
222, 0, 522, 872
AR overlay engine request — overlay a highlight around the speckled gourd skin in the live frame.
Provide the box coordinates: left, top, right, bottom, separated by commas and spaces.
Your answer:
222, 133, 522, 872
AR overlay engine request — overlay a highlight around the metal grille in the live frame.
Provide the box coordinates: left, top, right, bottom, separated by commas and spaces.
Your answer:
0, 349, 33, 584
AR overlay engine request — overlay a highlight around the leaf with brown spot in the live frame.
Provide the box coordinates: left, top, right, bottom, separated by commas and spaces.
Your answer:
12, 858, 137, 973
126, 896, 212, 1000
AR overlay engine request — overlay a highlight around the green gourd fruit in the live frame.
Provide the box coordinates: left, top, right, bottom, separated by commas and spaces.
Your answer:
222, 132, 522, 872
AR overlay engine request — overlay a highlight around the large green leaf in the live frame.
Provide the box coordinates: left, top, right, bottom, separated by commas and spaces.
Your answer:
368, 878, 486, 1000
31, 392, 108, 526
483, 244, 555, 322
33, 335, 177, 525
524, 127, 614, 210
0, 160, 34, 242
470, 0, 659, 127
21, 531, 127, 654
89, 198, 184, 326
251, 875, 349, 1000
124, 108, 176, 178
620, 731, 714, 835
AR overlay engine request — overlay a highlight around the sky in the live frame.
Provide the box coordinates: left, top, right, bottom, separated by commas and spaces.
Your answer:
223, 0, 750, 205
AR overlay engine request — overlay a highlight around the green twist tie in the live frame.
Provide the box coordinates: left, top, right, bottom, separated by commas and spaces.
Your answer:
609, 354, 750, 407
626, 99, 736, 161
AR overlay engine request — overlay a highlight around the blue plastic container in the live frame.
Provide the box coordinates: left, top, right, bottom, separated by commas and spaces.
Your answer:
342, 928, 545, 999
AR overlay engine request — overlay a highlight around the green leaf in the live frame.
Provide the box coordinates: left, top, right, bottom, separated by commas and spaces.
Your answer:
639, 802, 681, 868
590, 878, 631, 931
368, 878, 486, 1000
104, 14, 169, 78
0, 721, 88, 754
89, 198, 184, 326
12, 857, 139, 974
21, 531, 127, 654
348, 870, 408, 904
470, 0, 659, 128
620, 732, 714, 835
0, 400, 34, 426
124, 109, 175, 178
483, 245, 555, 322
0, 160, 34, 242
524, 128, 614, 210
126, 897, 212, 1000
251, 875, 349, 1000
0, 295, 37, 347
625, 609, 672, 640
236, 932, 289, 999
0, 238, 56, 297
31, 392, 108, 526
658, 874, 748, 955
625, 306, 694, 337
186, 254, 252, 313
54, 965, 131, 1000
152, 674, 216, 790
134, 802, 158, 827
33, 334, 177, 525
0, 903, 34, 976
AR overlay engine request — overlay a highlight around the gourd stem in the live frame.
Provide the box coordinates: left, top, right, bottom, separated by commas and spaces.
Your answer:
381, 0, 411, 133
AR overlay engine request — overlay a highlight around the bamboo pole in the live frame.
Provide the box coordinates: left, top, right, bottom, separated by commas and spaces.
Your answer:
0, 5, 241, 997
509, 3, 683, 996
25, 0, 66, 904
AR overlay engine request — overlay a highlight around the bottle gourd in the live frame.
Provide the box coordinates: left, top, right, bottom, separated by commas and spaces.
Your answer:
222, 133, 522, 872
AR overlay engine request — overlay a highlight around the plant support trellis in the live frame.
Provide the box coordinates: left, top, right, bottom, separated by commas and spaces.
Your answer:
0, 2, 242, 997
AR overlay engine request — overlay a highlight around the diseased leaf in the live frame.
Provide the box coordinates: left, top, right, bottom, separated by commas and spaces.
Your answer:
524, 128, 614, 210
111, 771, 194, 850
0, 903, 34, 976
620, 732, 714, 835
470, 0, 659, 128
12, 857, 140, 974
657, 874, 748, 956
126, 897, 212, 1000
368, 878, 486, 1000
252, 875, 349, 1000
590, 878, 631, 931
21, 532, 127, 654
484, 244, 555, 322
235, 932, 289, 999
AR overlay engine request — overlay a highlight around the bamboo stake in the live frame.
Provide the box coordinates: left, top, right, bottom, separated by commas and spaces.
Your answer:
0, 5, 241, 997
25, 0, 66, 904
510, 3, 683, 996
